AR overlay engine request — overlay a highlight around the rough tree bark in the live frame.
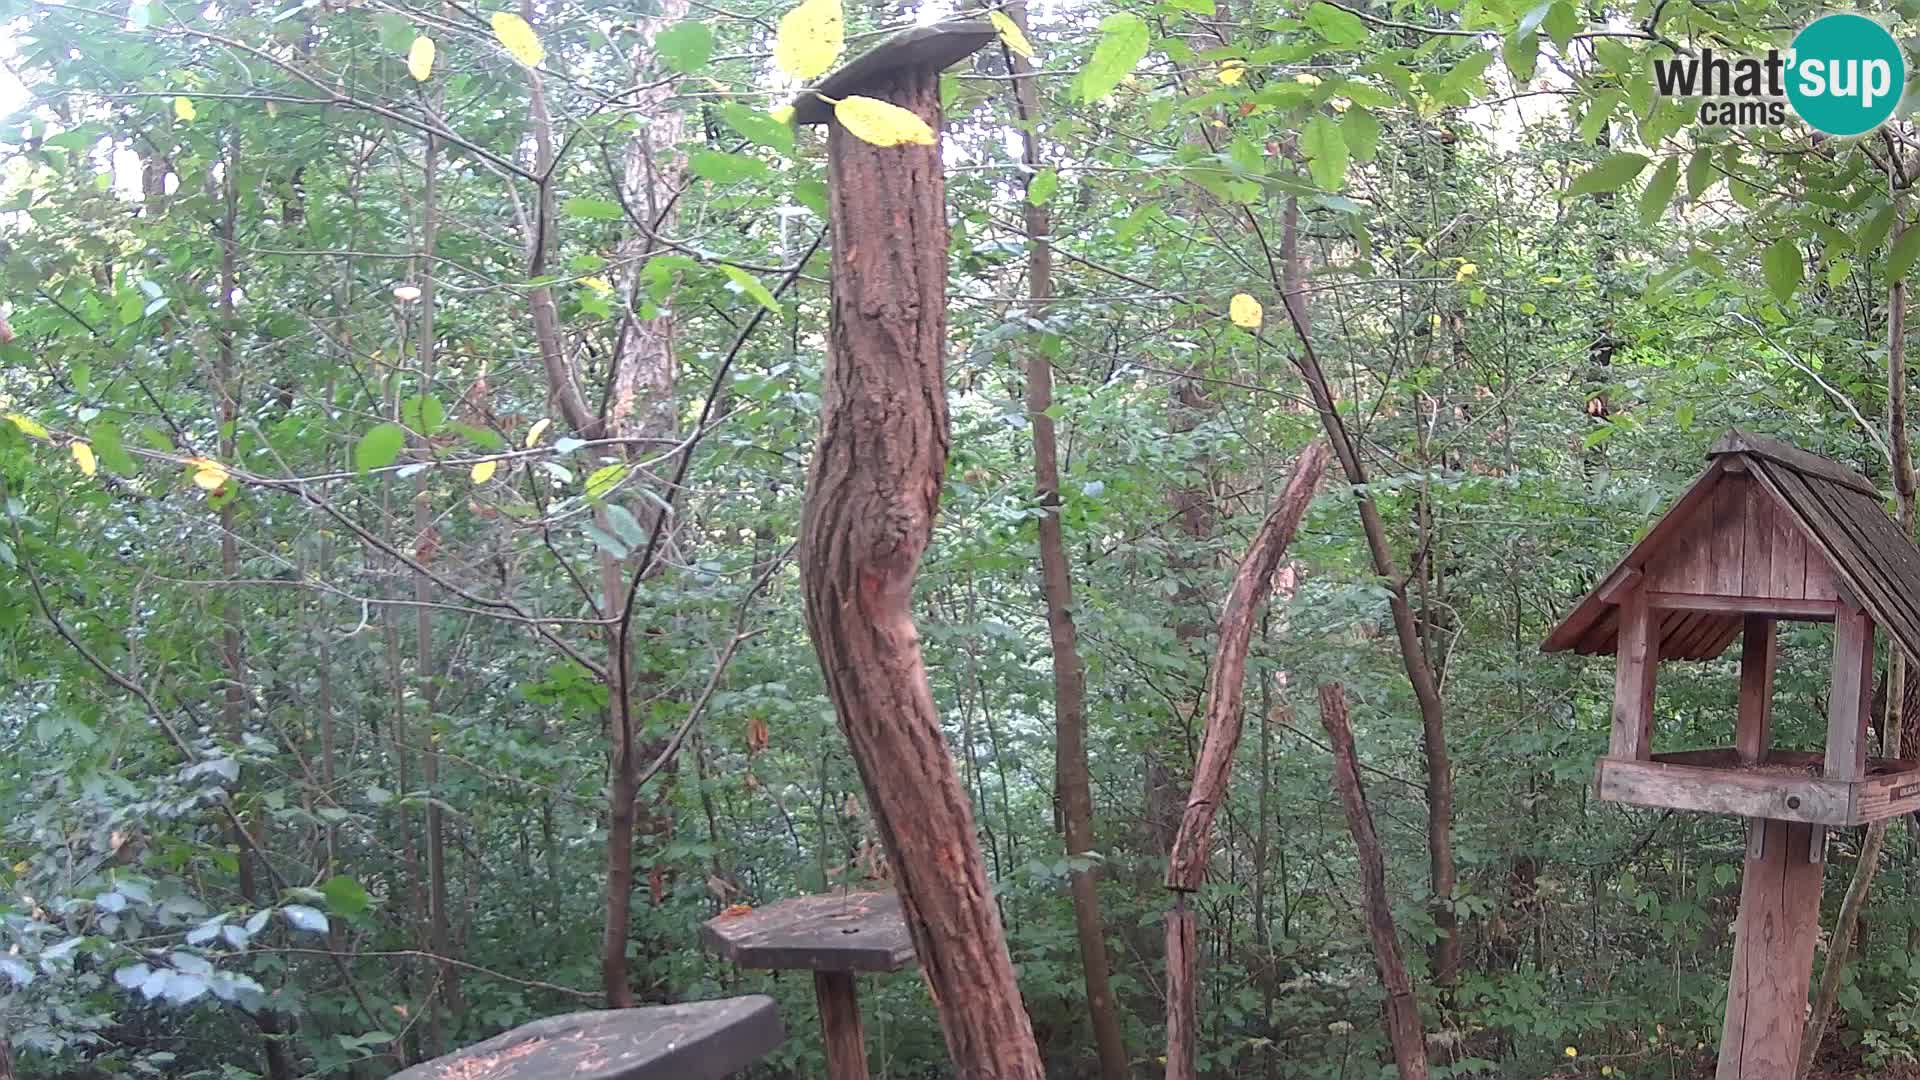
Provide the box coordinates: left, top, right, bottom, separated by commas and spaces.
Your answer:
1318, 683, 1431, 1080
1798, 203, 1913, 1078
1277, 193, 1459, 988
1163, 440, 1330, 1079
798, 65, 1043, 1080
1000, 4, 1126, 1075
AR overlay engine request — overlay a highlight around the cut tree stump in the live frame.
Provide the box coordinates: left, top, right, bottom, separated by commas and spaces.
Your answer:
702, 891, 916, 1080
389, 995, 783, 1080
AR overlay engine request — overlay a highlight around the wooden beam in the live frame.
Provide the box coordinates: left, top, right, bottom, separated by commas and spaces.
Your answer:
791, 22, 996, 125
1595, 757, 1851, 825
1826, 603, 1875, 782
1736, 617, 1776, 764
1610, 586, 1658, 760
814, 972, 869, 1080
1717, 819, 1823, 1079
1645, 592, 1838, 620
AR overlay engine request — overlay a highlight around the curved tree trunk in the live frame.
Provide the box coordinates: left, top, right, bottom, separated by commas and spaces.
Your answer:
799, 67, 1042, 1080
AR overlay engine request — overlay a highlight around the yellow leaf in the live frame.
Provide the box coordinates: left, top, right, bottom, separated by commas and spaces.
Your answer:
5, 413, 49, 439
773, 0, 842, 80
1217, 59, 1246, 85
524, 417, 551, 448
1229, 293, 1263, 329
71, 442, 96, 477
581, 276, 613, 293
988, 11, 1034, 58
833, 95, 935, 148
1454, 262, 1477, 282
490, 12, 545, 67
470, 459, 498, 484
188, 457, 229, 491
769, 104, 796, 125
173, 96, 195, 122
407, 36, 436, 81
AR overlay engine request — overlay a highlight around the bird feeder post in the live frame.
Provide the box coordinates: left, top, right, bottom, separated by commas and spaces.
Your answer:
789, 20, 1046, 1080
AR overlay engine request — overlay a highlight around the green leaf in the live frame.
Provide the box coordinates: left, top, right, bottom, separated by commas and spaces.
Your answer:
1342, 106, 1380, 161
721, 265, 781, 312
1436, 50, 1496, 102
1502, 31, 1537, 82
583, 523, 630, 558
354, 423, 406, 474
90, 421, 137, 475
1303, 2, 1367, 45
1887, 225, 1920, 282
719, 103, 795, 156
400, 394, 445, 434
1859, 204, 1897, 257
449, 422, 505, 451
1515, 0, 1554, 37
1542, 0, 1578, 49
688, 149, 769, 184
1028, 167, 1059, 206
1566, 152, 1649, 198
1761, 239, 1802, 303
653, 20, 712, 73
1638, 156, 1679, 227
320, 876, 371, 916
564, 197, 624, 221
585, 463, 627, 501
1076, 13, 1148, 103
1301, 113, 1348, 190
1685, 145, 1714, 201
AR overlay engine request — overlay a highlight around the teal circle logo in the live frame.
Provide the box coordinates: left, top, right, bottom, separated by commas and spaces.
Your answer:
1787, 14, 1906, 137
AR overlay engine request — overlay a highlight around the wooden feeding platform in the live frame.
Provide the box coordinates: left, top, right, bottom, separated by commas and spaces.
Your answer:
388, 995, 783, 1080
702, 891, 915, 1080
1544, 429, 1920, 1079
1597, 748, 1920, 826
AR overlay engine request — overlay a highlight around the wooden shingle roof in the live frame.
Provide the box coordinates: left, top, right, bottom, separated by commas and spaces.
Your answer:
1542, 430, 1920, 665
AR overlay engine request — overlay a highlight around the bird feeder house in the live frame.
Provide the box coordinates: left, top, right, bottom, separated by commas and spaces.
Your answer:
1544, 429, 1920, 1077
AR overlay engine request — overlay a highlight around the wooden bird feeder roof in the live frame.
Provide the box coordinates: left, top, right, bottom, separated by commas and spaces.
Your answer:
1542, 430, 1920, 664
389, 996, 783, 1080
790, 22, 996, 126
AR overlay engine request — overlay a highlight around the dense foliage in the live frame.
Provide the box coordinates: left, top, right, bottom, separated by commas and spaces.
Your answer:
5, 0, 1920, 1075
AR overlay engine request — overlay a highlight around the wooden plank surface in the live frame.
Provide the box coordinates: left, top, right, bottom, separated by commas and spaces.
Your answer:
1595, 758, 1852, 825
1710, 475, 1747, 596
814, 971, 869, 1080
1710, 431, 1880, 496
1826, 603, 1874, 783
1717, 819, 1823, 1080
701, 891, 916, 973
1741, 478, 1775, 595
391, 997, 784, 1080
1645, 593, 1837, 619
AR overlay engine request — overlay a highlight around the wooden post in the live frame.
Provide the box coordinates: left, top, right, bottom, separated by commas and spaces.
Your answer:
1609, 585, 1658, 760
814, 972, 869, 1080
794, 23, 1044, 1080
1718, 819, 1823, 1079
1736, 616, 1776, 764
1826, 601, 1875, 782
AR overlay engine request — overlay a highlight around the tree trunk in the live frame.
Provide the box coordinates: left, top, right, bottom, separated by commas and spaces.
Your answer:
1318, 683, 1431, 1080
1001, 7, 1126, 1076
799, 66, 1042, 1080
1163, 441, 1330, 1079
1278, 193, 1459, 988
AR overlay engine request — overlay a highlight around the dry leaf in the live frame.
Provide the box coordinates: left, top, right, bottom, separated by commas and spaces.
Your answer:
173, 97, 195, 122
1229, 292, 1263, 329
470, 459, 498, 484
833, 95, 935, 147
5, 413, 48, 439
71, 442, 96, 477
187, 457, 229, 491
524, 417, 551, 448
772, 0, 842, 79
988, 11, 1034, 58
746, 716, 769, 754
407, 36, 435, 81
490, 11, 545, 67
1218, 59, 1246, 85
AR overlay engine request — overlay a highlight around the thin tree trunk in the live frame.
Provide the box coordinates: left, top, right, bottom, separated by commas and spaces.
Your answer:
1318, 683, 1431, 1080
1000, 7, 1125, 1076
1277, 193, 1460, 987
1163, 442, 1330, 1080
799, 67, 1042, 1079
1799, 203, 1913, 1078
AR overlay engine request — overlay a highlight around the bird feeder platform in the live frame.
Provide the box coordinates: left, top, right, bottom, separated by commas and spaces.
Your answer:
389, 995, 783, 1080
1596, 747, 1920, 827
702, 891, 915, 1080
